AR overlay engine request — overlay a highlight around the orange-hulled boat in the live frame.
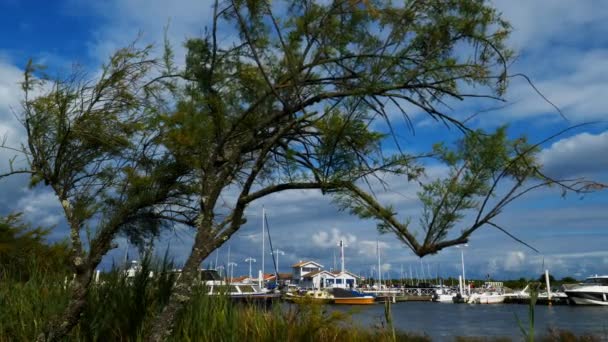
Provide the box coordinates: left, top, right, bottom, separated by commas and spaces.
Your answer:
333, 296, 375, 305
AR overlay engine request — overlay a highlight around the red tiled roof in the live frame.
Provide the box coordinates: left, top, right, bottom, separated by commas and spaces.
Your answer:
266, 272, 293, 280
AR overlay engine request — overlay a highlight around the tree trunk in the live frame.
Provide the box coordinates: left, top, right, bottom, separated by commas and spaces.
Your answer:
146, 230, 215, 342
36, 272, 91, 342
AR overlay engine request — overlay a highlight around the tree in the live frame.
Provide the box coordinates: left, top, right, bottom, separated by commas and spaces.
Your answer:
144, 0, 564, 340
335, 126, 600, 257
538, 273, 556, 283
560, 276, 577, 283
3, 44, 188, 342
0, 213, 70, 281
4, 0, 602, 341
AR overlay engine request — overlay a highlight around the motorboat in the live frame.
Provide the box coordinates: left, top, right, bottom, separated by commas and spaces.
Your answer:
432, 288, 457, 303
208, 282, 281, 302
202, 269, 280, 303
283, 290, 334, 304
467, 292, 506, 304
564, 275, 608, 305
331, 288, 375, 305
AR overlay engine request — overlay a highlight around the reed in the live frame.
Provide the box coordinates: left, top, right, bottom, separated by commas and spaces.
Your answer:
0, 258, 427, 342
0, 261, 601, 342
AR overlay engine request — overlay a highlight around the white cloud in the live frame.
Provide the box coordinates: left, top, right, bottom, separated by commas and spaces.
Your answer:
481, 251, 526, 275
0, 59, 22, 114
539, 130, 608, 178
492, 0, 608, 51
311, 228, 356, 249
357, 240, 389, 258
503, 251, 526, 271
0, 61, 29, 189
70, 0, 216, 62
14, 189, 64, 227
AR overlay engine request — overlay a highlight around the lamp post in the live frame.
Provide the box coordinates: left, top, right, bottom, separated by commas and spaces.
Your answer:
216, 265, 225, 278
228, 262, 237, 282
456, 244, 469, 295
245, 257, 256, 281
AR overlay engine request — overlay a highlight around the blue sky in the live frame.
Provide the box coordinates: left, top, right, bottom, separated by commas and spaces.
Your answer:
0, 0, 607, 281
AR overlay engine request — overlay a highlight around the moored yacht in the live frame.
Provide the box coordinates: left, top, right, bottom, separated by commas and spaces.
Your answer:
432, 287, 457, 303
564, 275, 608, 305
467, 292, 506, 304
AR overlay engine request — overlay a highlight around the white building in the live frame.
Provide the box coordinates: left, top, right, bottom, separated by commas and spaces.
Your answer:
326, 271, 359, 289
296, 267, 360, 289
291, 261, 324, 285
300, 270, 335, 289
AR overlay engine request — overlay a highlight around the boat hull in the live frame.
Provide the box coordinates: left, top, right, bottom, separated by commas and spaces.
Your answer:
333, 296, 375, 305
432, 294, 455, 303
565, 291, 608, 305
468, 294, 505, 304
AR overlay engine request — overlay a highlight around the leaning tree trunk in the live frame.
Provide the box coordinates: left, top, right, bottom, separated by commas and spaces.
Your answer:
147, 229, 216, 342
36, 271, 92, 342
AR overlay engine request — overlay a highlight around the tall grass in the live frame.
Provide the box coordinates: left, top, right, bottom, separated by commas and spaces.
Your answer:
0, 257, 426, 342
0, 260, 71, 341
171, 293, 429, 342
0, 260, 602, 342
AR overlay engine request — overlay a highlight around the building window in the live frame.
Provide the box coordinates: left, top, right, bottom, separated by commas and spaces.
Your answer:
336, 279, 343, 284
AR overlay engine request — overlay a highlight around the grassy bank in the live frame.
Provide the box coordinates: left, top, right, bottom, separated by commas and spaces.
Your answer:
0, 265, 426, 341
0, 262, 601, 341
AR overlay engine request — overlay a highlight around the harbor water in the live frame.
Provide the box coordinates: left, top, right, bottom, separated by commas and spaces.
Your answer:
329, 302, 608, 340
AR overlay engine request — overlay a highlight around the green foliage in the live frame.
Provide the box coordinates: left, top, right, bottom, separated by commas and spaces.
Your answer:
12, 0, 582, 339
560, 277, 578, 284
0, 257, 430, 342
516, 282, 540, 342
333, 125, 544, 256
537, 273, 556, 283
0, 213, 70, 281
418, 127, 541, 243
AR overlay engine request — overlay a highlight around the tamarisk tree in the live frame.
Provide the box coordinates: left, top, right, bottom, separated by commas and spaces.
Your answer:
334, 126, 600, 257
145, 0, 540, 340
5, 45, 188, 342
2, 0, 601, 341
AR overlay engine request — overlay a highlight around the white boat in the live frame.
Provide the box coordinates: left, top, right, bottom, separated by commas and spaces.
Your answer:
564, 275, 608, 305
283, 290, 334, 304
201, 269, 280, 302
432, 288, 457, 303
467, 292, 506, 304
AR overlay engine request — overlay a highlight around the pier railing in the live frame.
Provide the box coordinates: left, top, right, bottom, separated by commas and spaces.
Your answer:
361, 287, 436, 296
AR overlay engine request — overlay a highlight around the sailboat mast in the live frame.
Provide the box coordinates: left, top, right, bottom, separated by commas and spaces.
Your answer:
339, 239, 345, 273
409, 264, 413, 286
377, 240, 382, 288
333, 250, 336, 271
262, 207, 265, 277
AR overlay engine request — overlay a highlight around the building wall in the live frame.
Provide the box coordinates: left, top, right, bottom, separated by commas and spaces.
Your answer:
292, 263, 321, 284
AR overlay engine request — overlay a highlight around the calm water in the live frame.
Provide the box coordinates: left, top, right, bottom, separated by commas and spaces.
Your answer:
329, 302, 608, 340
